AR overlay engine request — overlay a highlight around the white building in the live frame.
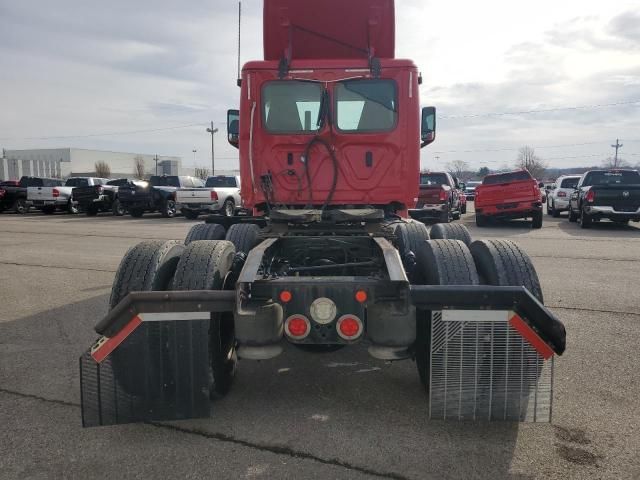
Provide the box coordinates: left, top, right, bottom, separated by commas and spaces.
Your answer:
0, 148, 184, 181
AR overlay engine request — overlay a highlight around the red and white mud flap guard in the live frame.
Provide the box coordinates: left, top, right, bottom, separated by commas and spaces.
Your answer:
80, 312, 213, 427
429, 310, 556, 422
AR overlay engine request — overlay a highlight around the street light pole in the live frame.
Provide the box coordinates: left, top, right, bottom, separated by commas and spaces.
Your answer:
192, 149, 197, 164
206, 122, 219, 175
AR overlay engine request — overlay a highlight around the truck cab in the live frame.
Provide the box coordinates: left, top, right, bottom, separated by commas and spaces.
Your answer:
227, 0, 435, 216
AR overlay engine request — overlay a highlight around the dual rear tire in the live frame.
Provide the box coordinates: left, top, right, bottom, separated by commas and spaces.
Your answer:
412, 237, 543, 390
109, 239, 237, 399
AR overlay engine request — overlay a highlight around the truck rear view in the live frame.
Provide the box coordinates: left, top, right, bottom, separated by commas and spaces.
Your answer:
79, 0, 565, 427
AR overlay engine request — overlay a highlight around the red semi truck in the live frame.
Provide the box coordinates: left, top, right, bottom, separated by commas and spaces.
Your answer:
80, 0, 565, 426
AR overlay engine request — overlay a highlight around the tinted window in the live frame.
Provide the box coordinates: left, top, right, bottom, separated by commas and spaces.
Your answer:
335, 80, 397, 132
560, 177, 579, 189
150, 176, 180, 187
583, 170, 640, 186
262, 81, 323, 133
206, 176, 238, 188
420, 173, 449, 186
483, 171, 532, 185
65, 178, 89, 187
43, 179, 63, 187
107, 179, 130, 186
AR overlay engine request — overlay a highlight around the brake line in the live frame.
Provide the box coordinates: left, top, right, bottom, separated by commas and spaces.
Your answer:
302, 136, 339, 213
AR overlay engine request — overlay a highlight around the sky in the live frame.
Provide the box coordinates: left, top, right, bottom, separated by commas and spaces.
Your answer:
0, 0, 639, 173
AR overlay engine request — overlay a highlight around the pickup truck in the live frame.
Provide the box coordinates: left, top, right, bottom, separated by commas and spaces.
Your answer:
463, 181, 481, 200
73, 178, 144, 216
568, 169, 640, 228
28, 177, 108, 214
408, 171, 462, 223
1, 177, 64, 214
474, 170, 544, 228
546, 175, 581, 217
118, 175, 204, 218
175, 175, 242, 219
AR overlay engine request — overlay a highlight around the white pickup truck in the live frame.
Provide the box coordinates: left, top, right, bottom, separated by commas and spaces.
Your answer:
176, 175, 242, 219
28, 177, 109, 214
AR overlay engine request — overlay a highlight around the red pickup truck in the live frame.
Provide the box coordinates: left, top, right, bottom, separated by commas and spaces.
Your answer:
475, 170, 543, 228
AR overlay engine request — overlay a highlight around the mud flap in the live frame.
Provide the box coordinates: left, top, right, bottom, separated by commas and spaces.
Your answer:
80, 320, 211, 427
429, 310, 553, 422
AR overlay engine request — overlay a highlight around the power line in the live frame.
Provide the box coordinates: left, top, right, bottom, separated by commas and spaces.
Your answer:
438, 99, 640, 119
433, 140, 606, 155
0, 122, 227, 141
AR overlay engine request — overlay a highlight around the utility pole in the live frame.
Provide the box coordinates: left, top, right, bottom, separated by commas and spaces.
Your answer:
154, 154, 159, 175
192, 149, 197, 164
206, 122, 219, 175
611, 139, 623, 167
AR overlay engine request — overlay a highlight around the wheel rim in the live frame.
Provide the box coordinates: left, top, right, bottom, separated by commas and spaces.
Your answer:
166, 200, 176, 217
16, 200, 26, 214
225, 201, 234, 217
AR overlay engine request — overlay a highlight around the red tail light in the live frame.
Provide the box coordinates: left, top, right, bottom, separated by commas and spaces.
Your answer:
52, 188, 60, 198
439, 189, 447, 202
557, 191, 566, 198
585, 189, 595, 203
0, 189, 5, 198
210, 190, 219, 201
285, 315, 310, 339
336, 315, 363, 340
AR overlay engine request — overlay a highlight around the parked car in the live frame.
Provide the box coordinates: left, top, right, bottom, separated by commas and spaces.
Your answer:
408, 171, 462, 223
27, 177, 107, 214
73, 178, 145, 216
546, 175, 581, 217
474, 169, 544, 228
1, 177, 67, 214
568, 169, 640, 228
463, 181, 481, 200
118, 175, 204, 218
456, 180, 467, 214
175, 175, 242, 220
205, 175, 243, 217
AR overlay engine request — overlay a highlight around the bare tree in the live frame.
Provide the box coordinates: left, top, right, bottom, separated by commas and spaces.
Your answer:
516, 146, 547, 180
194, 167, 210, 180
133, 156, 146, 179
446, 159, 469, 180
94, 161, 111, 178
601, 157, 629, 168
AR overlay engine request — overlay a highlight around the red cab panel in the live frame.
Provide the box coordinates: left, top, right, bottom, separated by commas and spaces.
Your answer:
264, 0, 395, 60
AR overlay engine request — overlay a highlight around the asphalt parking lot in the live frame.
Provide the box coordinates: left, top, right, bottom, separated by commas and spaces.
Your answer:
1, 208, 639, 479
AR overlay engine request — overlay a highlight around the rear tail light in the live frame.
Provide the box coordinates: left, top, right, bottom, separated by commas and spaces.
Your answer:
52, 188, 60, 198
0, 189, 5, 198
355, 290, 368, 303
285, 315, 310, 339
557, 191, 566, 198
336, 315, 363, 340
585, 189, 595, 203
210, 191, 219, 201
279, 290, 292, 303
439, 189, 447, 202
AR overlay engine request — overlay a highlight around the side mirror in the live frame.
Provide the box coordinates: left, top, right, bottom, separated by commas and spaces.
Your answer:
538, 182, 544, 188
421, 106, 436, 148
227, 109, 239, 149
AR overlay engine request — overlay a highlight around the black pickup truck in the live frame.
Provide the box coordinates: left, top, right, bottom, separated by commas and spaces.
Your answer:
118, 175, 203, 218
0, 177, 63, 214
568, 169, 640, 228
73, 178, 143, 216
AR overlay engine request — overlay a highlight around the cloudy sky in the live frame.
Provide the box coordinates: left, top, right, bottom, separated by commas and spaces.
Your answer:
1, 0, 639, 172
